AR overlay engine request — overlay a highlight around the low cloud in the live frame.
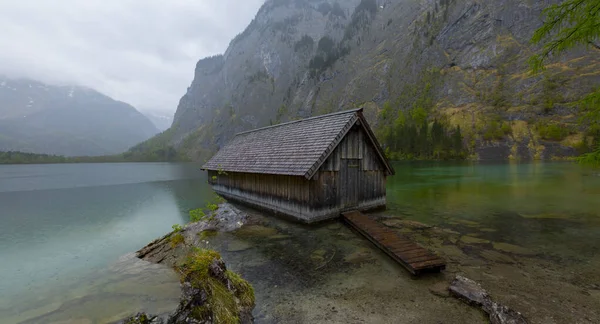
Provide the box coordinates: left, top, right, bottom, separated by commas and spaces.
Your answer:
0, 0, 264, 113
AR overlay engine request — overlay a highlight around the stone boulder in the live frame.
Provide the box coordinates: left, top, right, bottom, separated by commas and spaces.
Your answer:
121, 251, 254, 324
449, 275, 528, 324
137, 203, 249, 266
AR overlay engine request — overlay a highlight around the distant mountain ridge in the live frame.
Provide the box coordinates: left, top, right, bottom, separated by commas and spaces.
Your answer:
0, 76, 159, 156
139, 108, 174, 132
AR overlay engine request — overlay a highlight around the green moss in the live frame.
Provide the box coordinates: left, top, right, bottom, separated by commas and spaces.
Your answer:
179, 248, 222, 280
190, 208, 207, 222
206, 277, 239, 324
199, 230, 218, 239
226, 270, 255, 308
170, 233, 185, 248
175, 249, 255, 324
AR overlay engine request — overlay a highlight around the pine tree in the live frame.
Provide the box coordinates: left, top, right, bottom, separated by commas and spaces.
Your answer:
453, 126, 463, 156
530, 0, 600, 166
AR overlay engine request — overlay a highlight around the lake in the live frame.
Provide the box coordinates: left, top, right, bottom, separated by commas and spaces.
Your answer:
0, 162, 598, 323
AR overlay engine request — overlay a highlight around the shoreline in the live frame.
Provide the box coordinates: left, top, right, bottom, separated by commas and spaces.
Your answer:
118, 202, 600, 323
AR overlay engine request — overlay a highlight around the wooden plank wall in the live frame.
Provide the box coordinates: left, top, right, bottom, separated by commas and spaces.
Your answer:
208, 171, 310, 205
312, 125, 387, 210
320, 126, 384, 172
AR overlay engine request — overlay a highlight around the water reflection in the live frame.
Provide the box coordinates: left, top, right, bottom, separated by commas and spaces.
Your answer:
386, 161, 600, 259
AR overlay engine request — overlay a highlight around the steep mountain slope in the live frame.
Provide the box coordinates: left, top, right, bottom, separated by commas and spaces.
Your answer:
0, 76, 159, 156
164, 0, 599, 161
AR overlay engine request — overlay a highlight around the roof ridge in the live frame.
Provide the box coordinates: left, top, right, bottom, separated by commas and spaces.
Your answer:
235, 108, 362, 136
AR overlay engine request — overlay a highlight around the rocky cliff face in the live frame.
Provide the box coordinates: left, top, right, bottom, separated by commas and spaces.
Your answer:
169, 0, 599, 161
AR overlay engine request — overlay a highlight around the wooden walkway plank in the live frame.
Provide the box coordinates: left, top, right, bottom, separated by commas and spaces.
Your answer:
341, 211, 446, 275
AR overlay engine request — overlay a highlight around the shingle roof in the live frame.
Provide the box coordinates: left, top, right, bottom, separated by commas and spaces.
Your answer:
202, 108, 393, 179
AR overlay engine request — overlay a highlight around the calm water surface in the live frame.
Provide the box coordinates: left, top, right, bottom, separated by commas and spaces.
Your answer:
0, 162, 598, 323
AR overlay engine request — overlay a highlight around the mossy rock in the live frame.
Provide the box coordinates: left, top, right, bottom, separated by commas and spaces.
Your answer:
227, 241, 253, 252
519, 213, 572, 220
453, 219, 481, 227
492, 242, 535, 255
310, 249, 327, 262
478, 249, 515, 264
198, 230, 219, 239
170, 233, 185, 248
343, 247, 374, 264
460, 235, 490, 244
268, 234, 291, 240
234, 225, 279, 238
382, 219, 433, 230
170, 249, 255, 324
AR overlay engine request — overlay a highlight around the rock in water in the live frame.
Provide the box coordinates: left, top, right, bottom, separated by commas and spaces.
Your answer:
488, 302, 529, 324
120, 251, 255, 324
123, 204, 255, 324
449, 275, 528, 324
449, 275, 491, 307
137, 203, 249, 266
120, 313, 164, 324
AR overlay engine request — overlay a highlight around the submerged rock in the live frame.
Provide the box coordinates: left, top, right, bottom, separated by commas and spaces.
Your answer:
478, 250, 515, 264
125, 203, 256, 323
381, 219, 433, 230
120, 313, 164, 324
343, 247, 374, 264
428, 282, 451, 298
460, 235, 491, 244
450, 275, 528, 324
233, 225, 278, 238
492, 242, 535, 256
226, 241, 253, 252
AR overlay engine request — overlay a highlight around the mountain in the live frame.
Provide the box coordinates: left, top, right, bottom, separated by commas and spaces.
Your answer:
139, 108, 174, 132
0, 76, 159, 156
149, 0, 600, 161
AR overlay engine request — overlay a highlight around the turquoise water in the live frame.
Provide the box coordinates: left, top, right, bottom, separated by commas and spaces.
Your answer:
0, 163, 214, 323
386, 162, 600, 259
0, 162, 599, 323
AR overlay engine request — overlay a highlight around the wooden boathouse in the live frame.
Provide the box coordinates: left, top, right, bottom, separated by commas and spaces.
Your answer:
202, 108, 395, 223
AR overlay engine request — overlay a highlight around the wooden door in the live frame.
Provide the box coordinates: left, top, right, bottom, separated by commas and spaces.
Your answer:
343, 159, 360, 208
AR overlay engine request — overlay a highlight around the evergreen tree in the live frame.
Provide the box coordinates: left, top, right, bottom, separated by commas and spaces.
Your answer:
530, 0, 600, 165
453, 126, 463, 156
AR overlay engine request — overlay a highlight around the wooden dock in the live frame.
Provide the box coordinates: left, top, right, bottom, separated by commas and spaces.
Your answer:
342, 211, 446, 275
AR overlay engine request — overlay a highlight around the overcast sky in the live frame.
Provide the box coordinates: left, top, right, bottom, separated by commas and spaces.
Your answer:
0, 0, 264, 113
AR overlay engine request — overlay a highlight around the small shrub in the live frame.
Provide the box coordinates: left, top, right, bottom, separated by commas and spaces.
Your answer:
172, 224, 183, 232
179, 248, 222, 280
190, 208, 207, 223
483, 120, 508, 141
207, 203, 219, 212
538, 124, 569, 141
170, 233, 185, 248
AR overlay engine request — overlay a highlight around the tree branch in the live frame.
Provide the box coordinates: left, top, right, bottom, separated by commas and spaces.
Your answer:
589, 41, 600, 50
